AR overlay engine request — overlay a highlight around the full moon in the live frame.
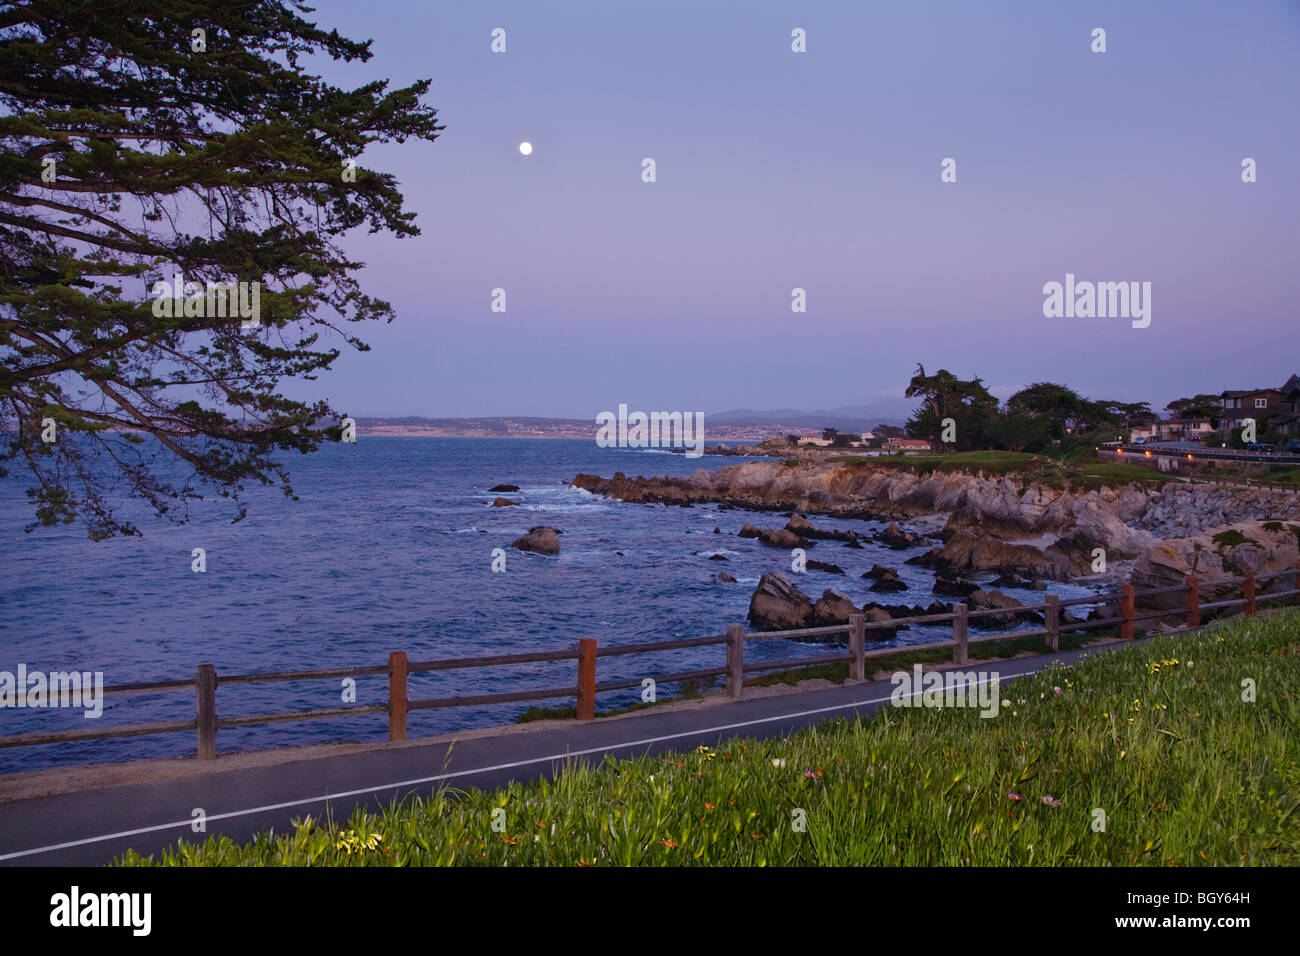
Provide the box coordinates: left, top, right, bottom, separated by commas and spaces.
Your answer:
518, 142, 533, 156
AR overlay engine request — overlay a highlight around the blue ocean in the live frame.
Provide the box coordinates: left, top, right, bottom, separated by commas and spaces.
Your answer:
0, 438, 1098, 772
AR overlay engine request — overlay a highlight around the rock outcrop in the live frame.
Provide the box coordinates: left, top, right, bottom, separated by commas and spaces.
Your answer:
1129, 519, 1300, 611
511, 526, 561, 555
747, 573, 813, 631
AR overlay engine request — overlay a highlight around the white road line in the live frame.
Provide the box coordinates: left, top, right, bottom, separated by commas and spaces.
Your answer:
0, 666, 1045, 862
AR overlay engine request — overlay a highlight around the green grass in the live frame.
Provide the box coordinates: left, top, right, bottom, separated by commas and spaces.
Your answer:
1212, 529, 1258, 552
825, 449, 1171, 491
116, 610, 1300, 866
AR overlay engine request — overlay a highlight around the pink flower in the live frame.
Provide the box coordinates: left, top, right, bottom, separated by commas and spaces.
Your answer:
1041, 795, 1061, 807
1007, 792, 1021, 801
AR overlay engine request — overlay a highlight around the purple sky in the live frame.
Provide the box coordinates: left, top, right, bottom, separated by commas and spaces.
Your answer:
284, 0, 1300, 420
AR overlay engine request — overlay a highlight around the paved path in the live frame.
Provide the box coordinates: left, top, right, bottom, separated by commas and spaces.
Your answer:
0, 641, 1126, 865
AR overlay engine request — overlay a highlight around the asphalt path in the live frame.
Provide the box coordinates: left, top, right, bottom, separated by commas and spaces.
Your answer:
0, 639, 1139, 866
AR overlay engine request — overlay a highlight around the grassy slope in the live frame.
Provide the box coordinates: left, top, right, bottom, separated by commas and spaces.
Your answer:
118, 610, 1300, 867
823, 450, 1172, 490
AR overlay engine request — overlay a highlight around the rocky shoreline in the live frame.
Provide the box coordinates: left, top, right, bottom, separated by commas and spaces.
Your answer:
571, 460, 1300, 634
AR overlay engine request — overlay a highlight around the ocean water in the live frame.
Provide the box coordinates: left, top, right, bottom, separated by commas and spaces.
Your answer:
0, 438, 1099, 772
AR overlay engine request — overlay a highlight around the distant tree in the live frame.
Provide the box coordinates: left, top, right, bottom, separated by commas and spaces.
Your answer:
1006, 383, 1086, 438
1165, 395, 1222, 423
1, 1, 444, 538
904, 364, 998, 452
985, 411, 1051, 453
874, 423, 905, 439
821, 427, 839, 442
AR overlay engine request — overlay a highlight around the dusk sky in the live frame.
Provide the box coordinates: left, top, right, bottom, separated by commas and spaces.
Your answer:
287, 0, 1300, 420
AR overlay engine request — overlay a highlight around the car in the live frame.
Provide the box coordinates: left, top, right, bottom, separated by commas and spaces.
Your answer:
1131, 437, 1147, 444
1247, 442, 1275, 453
1287, 439, 1300, 455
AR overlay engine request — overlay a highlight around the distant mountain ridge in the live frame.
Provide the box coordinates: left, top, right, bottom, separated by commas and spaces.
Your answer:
356, 404, 911, 432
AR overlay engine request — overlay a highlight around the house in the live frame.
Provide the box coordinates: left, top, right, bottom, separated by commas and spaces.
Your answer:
1129, 422, 1158, 442
797, 434, 832, 447
883, 438, 932, 452
1152, 417, 1212, 441
1219, 386, 1283, 434
1272, 374, 1300, 437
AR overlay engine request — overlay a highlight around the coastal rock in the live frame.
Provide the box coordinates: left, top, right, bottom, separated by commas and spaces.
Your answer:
489, 484, 520, 493
810, 589, 857, 628
716, 572, 737, 583
967, 589, 1037, 630
1129, 519, 1300, 611
932, 572, 979, 597
862, 564, 898, 579
708, 553, 728, 561
988, 571, 1045, 590
511, 526, 562, 555
878, 522, 927, 550
861, 606, 899, 640
758, 528, 809, 549
491, 496, 519, 507
747, 572, 813, 631
806, 560, 844, 575
869, 574, 908, 593
939, 530, 1067, 579
738, 523, 761, 539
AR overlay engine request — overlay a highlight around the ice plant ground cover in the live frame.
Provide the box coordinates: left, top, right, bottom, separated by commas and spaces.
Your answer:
117, 609, 1300, 867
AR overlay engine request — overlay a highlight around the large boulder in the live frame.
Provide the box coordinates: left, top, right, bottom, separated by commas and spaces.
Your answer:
939, 530, 1067, 579
511, 526, 561, 555
967, 588, 1036, 630
933, 572, 979, 597
491, 496, 519, 507
810, 588, 857, 628
860, 605, 899, 640
758, 528, 809, 549
747, 572, 813, 631
1129, 520, 1300, 611
489, 484, 520, 492
878, 522, 927, 550
868, 567, 908, 592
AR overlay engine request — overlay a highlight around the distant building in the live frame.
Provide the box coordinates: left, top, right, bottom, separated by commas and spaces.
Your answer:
1154, 418, 1212, 441
1275, 374, 1300, 436
1219, 386, 1283, 434
798, 434, 832, 447
1129, 423, 1158, 442
883, 438, 932, 452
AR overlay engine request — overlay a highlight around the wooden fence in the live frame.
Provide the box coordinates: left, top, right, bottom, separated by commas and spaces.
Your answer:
2, 565, 1297, 762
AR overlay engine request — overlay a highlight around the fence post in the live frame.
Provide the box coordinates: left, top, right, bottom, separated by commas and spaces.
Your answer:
1186, 575, 1200, 629
1044, 594, 1059, 652
1243, 571, 1256, 617
195, 664, 217, 760
848, 613, 865, 681
952, 603, 968, 665
388, 651, 408, 742
576, 638, 597, 719
726, 624, 744, 698
1120, 584, 1136, 640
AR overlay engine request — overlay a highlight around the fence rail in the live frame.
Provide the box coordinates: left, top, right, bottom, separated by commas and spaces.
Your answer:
3, 564, 1297, 761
